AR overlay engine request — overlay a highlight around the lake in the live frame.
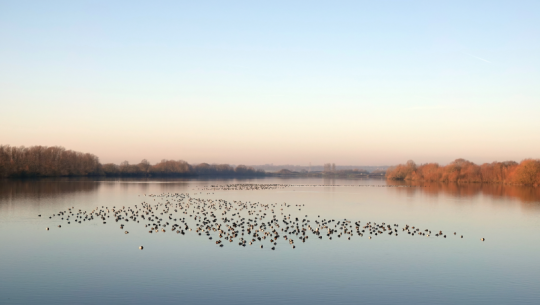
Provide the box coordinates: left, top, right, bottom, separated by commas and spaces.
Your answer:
1, 177, 539, 305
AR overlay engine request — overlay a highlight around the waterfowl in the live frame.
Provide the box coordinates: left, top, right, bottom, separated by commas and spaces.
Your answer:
43, 187, 468, 252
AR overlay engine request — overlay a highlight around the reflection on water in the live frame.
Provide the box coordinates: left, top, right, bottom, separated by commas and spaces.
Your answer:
0, 178, 99, 202
387, 179, 540, 208
3, 177, 537, 206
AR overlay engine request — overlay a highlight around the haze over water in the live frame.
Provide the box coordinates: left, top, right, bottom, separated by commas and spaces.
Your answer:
1, 177, 539, 305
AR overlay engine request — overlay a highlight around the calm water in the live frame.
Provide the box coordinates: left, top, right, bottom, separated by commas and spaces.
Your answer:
1, 177, 539, 305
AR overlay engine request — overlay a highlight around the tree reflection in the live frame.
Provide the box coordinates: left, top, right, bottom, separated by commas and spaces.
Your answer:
0, 178, 99, 202
387, 179, 540, 207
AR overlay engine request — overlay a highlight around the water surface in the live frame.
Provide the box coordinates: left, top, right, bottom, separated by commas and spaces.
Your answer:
1, 178, 539, 305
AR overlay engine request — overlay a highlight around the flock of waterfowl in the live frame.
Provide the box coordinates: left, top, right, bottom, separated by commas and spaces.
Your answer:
42, 183, 485, 250
192, 183, 425, 192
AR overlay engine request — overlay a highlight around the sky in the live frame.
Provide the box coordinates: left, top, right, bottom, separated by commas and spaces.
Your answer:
1, 1, 539, 166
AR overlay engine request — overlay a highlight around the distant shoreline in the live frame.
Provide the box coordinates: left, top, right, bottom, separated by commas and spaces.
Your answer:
0, 172, 386, 180
0, 145, 385, 179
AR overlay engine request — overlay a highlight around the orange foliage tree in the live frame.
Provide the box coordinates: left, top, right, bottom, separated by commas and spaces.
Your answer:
387, 158, 539, 186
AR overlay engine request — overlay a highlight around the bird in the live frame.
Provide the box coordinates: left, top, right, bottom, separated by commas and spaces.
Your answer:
41, 187, 467, 252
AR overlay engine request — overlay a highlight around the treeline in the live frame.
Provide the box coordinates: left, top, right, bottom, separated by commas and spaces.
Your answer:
0, 145, 101, 177
0, 145, 264, 178
101, 160, 264, 177
386, 159, 540, 186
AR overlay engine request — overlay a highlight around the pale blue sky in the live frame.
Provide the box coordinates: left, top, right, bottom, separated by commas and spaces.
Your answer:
1, 1, 539, 165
